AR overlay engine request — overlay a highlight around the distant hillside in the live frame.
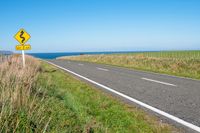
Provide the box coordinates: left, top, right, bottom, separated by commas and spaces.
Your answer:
0, 50, 13, 55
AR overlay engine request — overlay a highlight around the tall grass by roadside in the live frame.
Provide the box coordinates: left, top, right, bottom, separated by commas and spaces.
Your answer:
0, 55, 50, 132
59, 50, 200, 79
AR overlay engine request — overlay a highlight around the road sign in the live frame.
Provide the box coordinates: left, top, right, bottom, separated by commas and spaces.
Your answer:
14, 28, 31, 67
14, 29, 31, 45
16, 44, 31, 50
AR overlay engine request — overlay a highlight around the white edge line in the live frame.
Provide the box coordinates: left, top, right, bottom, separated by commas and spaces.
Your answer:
45, 60, 200, 133
97, 67, 109, 71
142, 77, 177, 87
78, 63, 83, 66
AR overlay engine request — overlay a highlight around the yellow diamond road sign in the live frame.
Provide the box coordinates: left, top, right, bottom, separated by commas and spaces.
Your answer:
14, 29, 31, 45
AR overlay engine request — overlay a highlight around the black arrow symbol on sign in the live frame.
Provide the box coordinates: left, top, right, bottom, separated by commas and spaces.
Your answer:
20, 31, 25, 43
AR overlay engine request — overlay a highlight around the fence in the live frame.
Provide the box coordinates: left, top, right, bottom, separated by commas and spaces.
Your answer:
0, 54, 13, 63
138, 51, 200, 60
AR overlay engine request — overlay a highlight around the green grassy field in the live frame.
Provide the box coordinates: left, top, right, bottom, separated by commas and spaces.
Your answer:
127, 51, 200, 59
0, 56, 177, 132
59, 50, 200, 80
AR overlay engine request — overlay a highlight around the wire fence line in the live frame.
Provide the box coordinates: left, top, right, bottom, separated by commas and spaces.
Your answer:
128, 51, 200, 60
0, 54, 13, 63
1, 51, 200, 63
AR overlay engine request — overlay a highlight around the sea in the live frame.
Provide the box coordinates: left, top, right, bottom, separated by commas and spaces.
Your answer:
28, 51, 141, 59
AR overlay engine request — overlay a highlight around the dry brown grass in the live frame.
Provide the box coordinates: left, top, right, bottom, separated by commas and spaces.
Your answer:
0, 55, 49, 132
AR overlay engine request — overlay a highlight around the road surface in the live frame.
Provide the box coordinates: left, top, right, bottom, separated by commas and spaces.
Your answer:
47, 59, 200, 133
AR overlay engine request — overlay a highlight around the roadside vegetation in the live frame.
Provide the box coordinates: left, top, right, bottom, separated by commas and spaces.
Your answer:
0, 55, 49, 132
0, 55, 177, 132
59, 50, 200, 80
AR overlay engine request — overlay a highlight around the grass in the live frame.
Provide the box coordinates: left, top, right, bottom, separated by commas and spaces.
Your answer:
59, 50, 200, 80
0, 55, 178, 132
128, 51, 200, 59
0, 55, 49, 132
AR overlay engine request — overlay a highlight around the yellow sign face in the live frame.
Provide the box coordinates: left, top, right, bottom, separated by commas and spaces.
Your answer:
14, 29, 31, 45
16, 44, 31, 50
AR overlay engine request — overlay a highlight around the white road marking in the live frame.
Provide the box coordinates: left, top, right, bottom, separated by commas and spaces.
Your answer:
96, 67, 109, 71
134, 68, 200, 82
78, 63, 84, 66
46, 61, 200, 133
142, 77, 177, 87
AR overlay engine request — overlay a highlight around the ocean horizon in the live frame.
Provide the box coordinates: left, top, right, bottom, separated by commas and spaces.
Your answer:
27, 50, 200, 59
28, 51, 148, 59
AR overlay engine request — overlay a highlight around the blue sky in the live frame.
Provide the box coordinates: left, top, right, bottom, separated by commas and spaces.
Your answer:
0, 0, 200, 53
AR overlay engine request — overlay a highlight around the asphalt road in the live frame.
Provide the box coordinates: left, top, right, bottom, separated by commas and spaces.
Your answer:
48, 59, 200, 133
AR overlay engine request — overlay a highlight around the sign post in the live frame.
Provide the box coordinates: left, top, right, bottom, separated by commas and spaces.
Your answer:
14, 29, 31, 67
22, 50, 25, 67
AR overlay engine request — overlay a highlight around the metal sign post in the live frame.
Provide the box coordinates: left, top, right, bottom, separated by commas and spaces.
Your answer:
22, 50, 25, 67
